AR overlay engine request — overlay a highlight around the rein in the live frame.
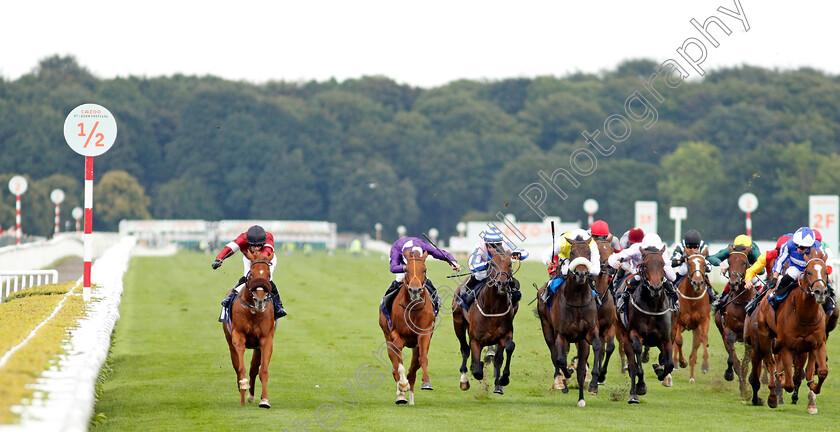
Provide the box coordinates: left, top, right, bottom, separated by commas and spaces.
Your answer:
476, 258, 513, 318
629, 293, 673, 316
399, 256, 428, 311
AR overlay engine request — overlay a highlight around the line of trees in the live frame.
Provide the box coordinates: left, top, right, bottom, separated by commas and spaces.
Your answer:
1, 56, 839, 241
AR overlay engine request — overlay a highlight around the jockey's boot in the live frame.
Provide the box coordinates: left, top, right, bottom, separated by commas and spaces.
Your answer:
540, 285, 551, 305
510, 278, 522, 308
712, 283, 730, 312
589, 275, 601, 308
706, 281, 718, 305
825, 282, 837, 315
270, 281, 287, 319
424, 279, 441, 315
665, 280, 680, 313
383, 280, 401, 315
744, 294, 761, 316
768, 275, 796, 311
460, 276, 481, 308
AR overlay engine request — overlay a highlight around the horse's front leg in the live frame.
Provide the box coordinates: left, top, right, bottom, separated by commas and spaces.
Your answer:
386, 336, 409, 404
779, 348, 795, 392
407, 347, 420, 406
723, 328, 737, 381
417, 333, 433, 391
673, 322, 687, 369
492, 341, 505, 394
258, 337, 273, 408
576, 340, 591, 407
699, 319, 711, 374
623, 332, 640, 404
587, 331, 602, 395
230, 332, 249, 406
470, 338, 485, 381
630, 331, 647, 396
598, 327, 615, 384
248, 347, 260, 404
812, 342, 829, 395
500, 333, 515, 388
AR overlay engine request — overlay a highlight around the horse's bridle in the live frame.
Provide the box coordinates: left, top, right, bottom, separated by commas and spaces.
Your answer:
475, 255, 514, 317
239, 260, 273, 314
800, 257, 829, 295
726, 251, 749, 290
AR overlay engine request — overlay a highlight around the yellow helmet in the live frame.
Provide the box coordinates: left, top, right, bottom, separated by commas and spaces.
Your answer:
734, 234, 752, 247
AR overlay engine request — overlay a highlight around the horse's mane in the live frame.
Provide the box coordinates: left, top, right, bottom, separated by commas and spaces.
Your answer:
733, 245, 749, 252
642, 246, 660, 254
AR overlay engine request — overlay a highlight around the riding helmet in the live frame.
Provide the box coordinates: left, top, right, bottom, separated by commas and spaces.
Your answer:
814, 229, 823, 243
733, 234, 752, 247
775, 234, 792, 251
683, 229, 701, 249
246, 225, 267, 245
628, 227, 644, 244
792, 227, 815, 248
591, 220, 609, 237
483, 227, 505, 245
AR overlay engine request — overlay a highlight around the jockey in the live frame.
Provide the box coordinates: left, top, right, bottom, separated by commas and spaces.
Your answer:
669, 229, 716, 304
382, 236, 460, 317
708, 234, 762, 313
539, 228, 600, 305
609, 232, 678, 313
589, 220, 622, 252
212, 225, 287, 320
612, 227, 645, 290
743, 234, 792, 314
767, 227, 835, 314
459, 226, 529, 309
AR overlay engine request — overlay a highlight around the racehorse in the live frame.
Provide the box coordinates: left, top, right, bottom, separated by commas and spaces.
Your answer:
746, 249, 830, 414
713, 245, 754, 388
594, 237, 618, 385
672, 251, 711, 383
453, 249, 517, 395
615, 246, 674, 404
223, 251, 276, 408
537, 237, 602, 407
378, 249, 436, 405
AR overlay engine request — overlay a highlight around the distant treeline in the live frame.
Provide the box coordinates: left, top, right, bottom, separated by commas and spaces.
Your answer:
1, 55, 838, 241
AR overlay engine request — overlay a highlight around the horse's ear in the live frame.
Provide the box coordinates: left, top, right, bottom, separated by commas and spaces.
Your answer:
403, 249, 410, 259
244, 248, 256, 262
422, 251, 429, 260
728, 245, 735, 253
659, 245, 666, 254
564, 237, 572, 244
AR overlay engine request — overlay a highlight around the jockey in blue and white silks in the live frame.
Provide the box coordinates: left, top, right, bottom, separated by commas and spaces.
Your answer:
768, 226, 835, 313
459, 227, 529, 308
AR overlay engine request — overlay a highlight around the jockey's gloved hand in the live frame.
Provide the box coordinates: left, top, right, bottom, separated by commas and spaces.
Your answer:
212, 259, 223, 269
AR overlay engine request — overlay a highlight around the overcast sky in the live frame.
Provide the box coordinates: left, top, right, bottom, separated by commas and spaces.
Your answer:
2, 0, 838, 88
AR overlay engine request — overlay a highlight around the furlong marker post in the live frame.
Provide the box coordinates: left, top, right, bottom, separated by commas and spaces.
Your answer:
64, 103, 118, 301
8, 175, 27, 246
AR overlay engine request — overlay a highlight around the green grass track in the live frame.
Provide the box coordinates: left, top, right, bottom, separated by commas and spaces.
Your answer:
91, 250, 840, 431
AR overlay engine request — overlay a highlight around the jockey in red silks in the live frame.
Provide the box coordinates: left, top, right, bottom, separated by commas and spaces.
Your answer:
212, 225, 287, 320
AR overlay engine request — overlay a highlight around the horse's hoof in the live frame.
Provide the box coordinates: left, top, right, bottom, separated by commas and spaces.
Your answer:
499, 376, 510, 387
701, 365, 709, 374
628, 395, 640, 404
752, 397, 764, 406
460, 381, 470, 391
259, 399, 270, 409
577, 399, 586, 407
247, 394, 255, 403
588, 383, 599, 395
561, 386, 569, 394
636, 384, 647, 395
808, 405, 818, 415
724, 369, 734, 381
396, 394, 408, 404
493, 385, 504, 395
679, 360, 688, 368
398, 381, 410, 392
421, 382, 433, 391
662, 375, 673, 387
768, 396, 778, 409
689, 377, 695, 384
473, 371, 484, 381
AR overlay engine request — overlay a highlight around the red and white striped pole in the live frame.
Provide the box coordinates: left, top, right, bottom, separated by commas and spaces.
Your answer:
745, 212, 752, 238
54, 203, 60, 235
84, 157, 94, 300
15, 195, 21, 245
50, 189, 65, 238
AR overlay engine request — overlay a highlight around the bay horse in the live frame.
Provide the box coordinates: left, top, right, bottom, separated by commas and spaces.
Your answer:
378, 249, 436, 405
594, 237, 617, 386
615, 246, 674, 404
453, 249, 517, 395
537, 237, 601, 407
746, 249, 830, 414
672, 251, 711, 383
713, 245, 754, 387
223, 251, 276, 408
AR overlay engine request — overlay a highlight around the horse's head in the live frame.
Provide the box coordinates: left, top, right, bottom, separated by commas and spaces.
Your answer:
402, 249, 428, 302
595, 236, 616, 278
685, 251, 707, 293
488, 248, 513, 295
802, 249, 829, 305
726, 245, 750, 292
566, 236, 593, 286
244, 251, 272, 313
640, 246, 666, 298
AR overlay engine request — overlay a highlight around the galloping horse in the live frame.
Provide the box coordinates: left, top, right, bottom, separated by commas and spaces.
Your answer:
453, 249, 517, 395
746, 249, 830, 414
593, 237, 618, 385
615, 246, 674, 404
537, 238, 601, 407
378, 250, 436, 405
672, 251, 711, 383
223, 251, 276, 408
713, 245, 754, 386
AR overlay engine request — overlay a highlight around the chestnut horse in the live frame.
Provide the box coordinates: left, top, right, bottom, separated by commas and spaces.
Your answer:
594, 238, 618, 385
223, 251, 276, 408
672, 251, 711, 383
453, 250, 517, 395
537, 238, 602, 407
746, 249, 830, 414
615, 246, 674, 404
713, 246, 755, 390
378, 250, 436, 405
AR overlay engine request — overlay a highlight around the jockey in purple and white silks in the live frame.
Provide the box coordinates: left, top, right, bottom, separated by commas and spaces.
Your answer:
767, 226, 835, 313
459, 227, 529, 309
382, 236, 460, 316
609, 233, 678, 313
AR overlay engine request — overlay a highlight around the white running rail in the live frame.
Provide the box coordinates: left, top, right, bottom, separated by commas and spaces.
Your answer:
831, 259, 840, 289
0, 270, 59, 302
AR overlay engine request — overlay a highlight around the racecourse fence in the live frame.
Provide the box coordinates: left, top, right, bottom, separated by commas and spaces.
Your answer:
0, 270, 59, 302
